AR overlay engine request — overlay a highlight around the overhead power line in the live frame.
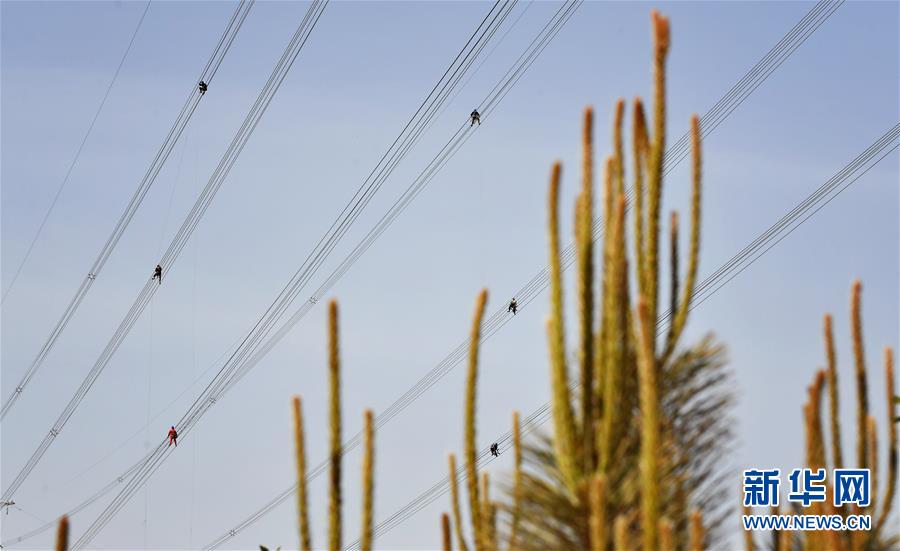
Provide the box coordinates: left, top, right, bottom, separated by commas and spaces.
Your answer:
0, 0, 254, 420
214, 0, 581, 406
1, 1, 152, 305
21, 0, 534, 510
1, 1, 528, 545
199, 3, 844, 545
0, 0, 323, 506
4, 1, 843, 546
352, 401, 555, 547
65, 2, 580, 548
352, 123, 899, 546
223, 0, 845, 423
57, 1, 527, 547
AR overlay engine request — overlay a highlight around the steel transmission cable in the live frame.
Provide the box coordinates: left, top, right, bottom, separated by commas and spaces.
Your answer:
202, 3, 845, 544
8, 2, 839, 544
212, 0, 577, 407
60, 2, 539, 547
683, 127, 899, 316
1, 458, 146, 549
321, 0, 846, 357
0, 3, 525, 545
328, 0, 839, 472
64, 2, 573, 547
29, 0, 532, 508
431, 0, 848, 366
351, 123, 900, 545
1, 1, 152, 306
0, 0, 325, 505
197, 19, 588, 540
367, 108, 898, 539
0, 0, 254, 420
663, 0, 844, 172
355, 402, 555, 547
79, 3, 549, 545
167, 0, 517, 446
194, 3, 588, 547
25, 115, 891, 551
213, 0, 581, 404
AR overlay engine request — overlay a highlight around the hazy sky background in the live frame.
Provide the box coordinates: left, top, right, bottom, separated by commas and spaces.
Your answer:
1, 1, 897, 549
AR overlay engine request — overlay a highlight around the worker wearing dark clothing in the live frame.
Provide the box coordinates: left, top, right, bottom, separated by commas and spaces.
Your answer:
470, 109, 481, 126
152, 264, 162, 284
168, 426, 178, 447
198, 81, 208, 94
508, 298, 518, 315
490, 443, 499, 457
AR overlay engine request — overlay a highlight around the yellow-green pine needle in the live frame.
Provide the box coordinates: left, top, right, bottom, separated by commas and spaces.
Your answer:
613, 515, 630, 551
328, 300, 342, 551
480, 473, 494, 551
508, 412, 523, 550
602, 194, 629, 479
293, 397, 312, 551
442, 513, 453, 551
809, 374, 831, 546
465, 290, 489, 549
613, 99, 626, 197
644, 10, 671, 334
596, 154, 615, 433
659, 516, 675, 551
360, 410, 375, 551
598, 158, 620, 474
689, 509, 704, 551
487, 504, 498, 551
802, 401, 823, 551
779, 527, 793, 551
448, 454, 470, 551
600, 153, 616, 340
770, 503, 780, 551
636, 298, 661, 551
867, 415, 878, 519
824, 314, 844, 470
825, 526, 844, 551
743, 496, 754, 551
806, 370, 827, 471
665, 211, 679, 347
633, 99, 649, 297
56, 515, 69, 551
851, 281, 870, 470
547, 164, 579, 491
589, 474, 607, 551
578, 107, 596, 472
662, 114, 702, 366
877, 348, 896, 534
850, 505, 866, 550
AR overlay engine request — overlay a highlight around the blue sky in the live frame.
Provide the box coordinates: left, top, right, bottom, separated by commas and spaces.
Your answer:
1, 1, 897, 549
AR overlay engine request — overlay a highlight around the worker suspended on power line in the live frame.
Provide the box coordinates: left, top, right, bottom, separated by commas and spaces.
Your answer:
490, 443, 499, 457
470, 109, 481, 126
198, 80, 208, 94
167, 426, 178, 447
152, 264, 162, 285
508, 298, 518, 315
